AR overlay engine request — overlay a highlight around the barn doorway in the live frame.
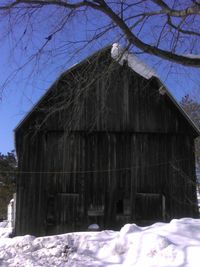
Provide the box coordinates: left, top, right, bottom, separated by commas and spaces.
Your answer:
46, 193, 79, 235
56, 193, 79, 233
135, 193, 166, 226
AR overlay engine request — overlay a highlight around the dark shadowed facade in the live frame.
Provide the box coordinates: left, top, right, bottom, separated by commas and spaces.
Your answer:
15, 46, 199, 236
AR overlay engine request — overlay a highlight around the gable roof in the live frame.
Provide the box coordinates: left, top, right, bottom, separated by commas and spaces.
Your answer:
14, 44, 200, 137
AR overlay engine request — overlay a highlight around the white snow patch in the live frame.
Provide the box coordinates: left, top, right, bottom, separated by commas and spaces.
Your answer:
0, 221, 9, 228
88, 224, 100, 230
0, 221, 12, 238
111, 43, 157, 79
1, 218, 200, 266
183, 53, 200, 59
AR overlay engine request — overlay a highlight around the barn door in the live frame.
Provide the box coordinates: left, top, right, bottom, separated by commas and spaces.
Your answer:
56, 193, 79, 233
135, 193, 165, 225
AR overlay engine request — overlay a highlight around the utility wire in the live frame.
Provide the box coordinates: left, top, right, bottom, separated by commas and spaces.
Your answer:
0, 157, 195, 175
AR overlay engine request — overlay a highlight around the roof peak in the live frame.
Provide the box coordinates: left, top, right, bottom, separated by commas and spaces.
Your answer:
111, 43, 156, 79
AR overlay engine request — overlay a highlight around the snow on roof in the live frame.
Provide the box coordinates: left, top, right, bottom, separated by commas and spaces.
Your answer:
111, 43, 200, 136
184, 54, 200, 59
1, 218, 200, 266
111, 43, 157, 79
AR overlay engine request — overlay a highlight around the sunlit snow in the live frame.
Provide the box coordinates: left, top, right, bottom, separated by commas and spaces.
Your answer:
183, 54, 200, 59
1, 218, 200, 266
111, 43, 156, 79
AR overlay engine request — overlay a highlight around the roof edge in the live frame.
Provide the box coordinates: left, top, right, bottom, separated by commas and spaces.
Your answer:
155, 77, 200, 137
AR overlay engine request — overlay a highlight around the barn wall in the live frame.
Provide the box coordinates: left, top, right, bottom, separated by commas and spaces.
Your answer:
15, 131, 198, 235
15, 130, 47, 236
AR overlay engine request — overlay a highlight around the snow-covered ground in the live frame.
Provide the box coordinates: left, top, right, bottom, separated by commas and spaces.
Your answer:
197, 191, 200, 212
0, 218, 200, 266
0, 221, 12, 239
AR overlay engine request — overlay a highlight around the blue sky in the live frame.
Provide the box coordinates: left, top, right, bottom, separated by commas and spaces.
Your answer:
0, 2, 200, 154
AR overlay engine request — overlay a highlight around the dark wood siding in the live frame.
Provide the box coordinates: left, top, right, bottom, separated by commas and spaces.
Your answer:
15, 131, 198, 235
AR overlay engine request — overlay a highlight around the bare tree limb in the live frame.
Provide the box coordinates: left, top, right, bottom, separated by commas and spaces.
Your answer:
151, 0, 200, 17
167, 16, 200, 37
0, 0, 200, 67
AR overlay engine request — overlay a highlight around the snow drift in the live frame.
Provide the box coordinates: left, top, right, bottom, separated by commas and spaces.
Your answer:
0, 218, 200, 266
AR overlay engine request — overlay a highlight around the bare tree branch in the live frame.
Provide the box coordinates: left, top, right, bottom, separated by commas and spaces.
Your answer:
0, 0, 89, 10
151, 0, 200, 17
0, 0, 200, 68
167, 16, 200, 37
94, 1, 200, 66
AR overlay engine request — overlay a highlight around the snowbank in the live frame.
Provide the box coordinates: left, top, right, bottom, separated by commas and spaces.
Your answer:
0, 218, 200, 266
0, 221, 12, 238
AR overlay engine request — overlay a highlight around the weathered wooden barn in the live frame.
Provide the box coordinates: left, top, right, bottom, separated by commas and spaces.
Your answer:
15, 44, 199, 236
